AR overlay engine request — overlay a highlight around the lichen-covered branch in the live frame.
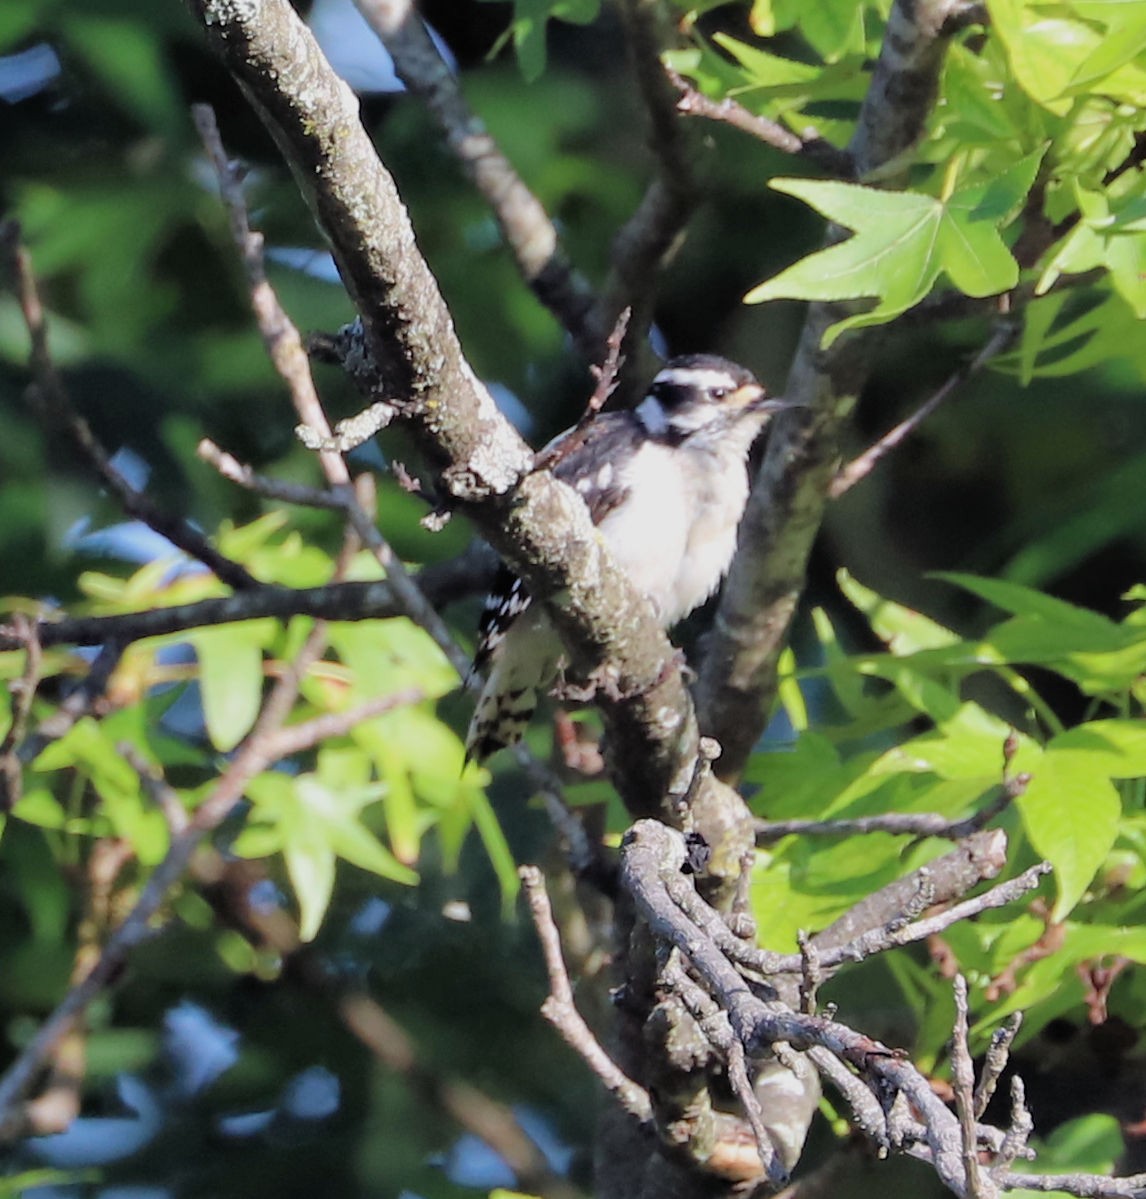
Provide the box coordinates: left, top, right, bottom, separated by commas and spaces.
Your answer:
616, 820, 1128, 1199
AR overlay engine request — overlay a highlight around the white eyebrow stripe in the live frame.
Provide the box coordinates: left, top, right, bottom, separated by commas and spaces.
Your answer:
653, 367, 738, 390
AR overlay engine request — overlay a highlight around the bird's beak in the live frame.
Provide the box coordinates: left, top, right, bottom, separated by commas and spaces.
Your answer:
726, 382, 767, 410
733, 383, 799, 415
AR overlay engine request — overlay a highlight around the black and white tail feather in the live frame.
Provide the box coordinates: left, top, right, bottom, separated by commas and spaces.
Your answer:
464, 354, 789, 763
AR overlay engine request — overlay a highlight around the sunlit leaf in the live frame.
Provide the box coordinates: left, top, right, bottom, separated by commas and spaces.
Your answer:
189, 624, 270, 752
1017, 736, 1123, 918
746, 151, 1043, 345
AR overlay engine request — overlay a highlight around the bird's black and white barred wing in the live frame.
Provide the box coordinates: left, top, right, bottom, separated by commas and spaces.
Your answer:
469, 567, 531, 679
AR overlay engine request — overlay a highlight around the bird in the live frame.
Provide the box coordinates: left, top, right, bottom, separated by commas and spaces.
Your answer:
464, 353, 790, 763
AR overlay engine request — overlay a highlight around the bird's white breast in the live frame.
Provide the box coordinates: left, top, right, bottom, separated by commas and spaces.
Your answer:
596, 440, 747, 627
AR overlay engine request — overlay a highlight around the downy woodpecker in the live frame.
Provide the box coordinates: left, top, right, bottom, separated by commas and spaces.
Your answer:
465, 354, 788, 762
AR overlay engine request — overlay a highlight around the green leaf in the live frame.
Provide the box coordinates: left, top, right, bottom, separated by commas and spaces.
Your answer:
712, 34, 821, 88
746, 733, 850, 816
1004, 453, 1146, 585
1067, 8, 1146, 91
746, 153, 1042, 346
0, 1171, 100, 1198
936, 572, 1127, 644
1038, 180, 1146, 316
838, 569, 961, 652
295, 775, 419, 886
247, 769, 418, 942
988, 0, 1103, 113
285, 831, 337, 943
855, 660, 961, 722
61, 17, 184, 137
747, 0, 870, 58
465, 787, 521, 916
876, 704, 1040, 781
483, 0, 601, 82
189, 625, 269, 752
1017, 736, 1122, 918
1002, 287, 1143, 380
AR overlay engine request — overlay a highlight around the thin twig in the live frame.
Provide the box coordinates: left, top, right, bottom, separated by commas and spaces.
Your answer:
0, 615, 42, 809
660, 952, 787, 1185
11, 837, 133, 1140
5, 640, 124, 784
797, 931, 820, 1015
194, 173, 603, 884
755, 779, 1024, 844
728, 849, 757, 942
785, 862, 1051, 975
2, 581, 400, 651
975, 1013, 1022, 1120
620, 820, 971, 1195
831, 317, 1019, 498
695, 0, 992, 780
120, 744, 189, 835
995, 1075, 1034, 1172
534, 307, 632, 474
192, 104, 350, 488
295, 402, 395, 453
805, 1045, 890, 1152
586, 306, 631, 415
197, 439, 348, 508
667, 67, 853, 177
604, 0, 697, 359
519, 865, 652, 1125
339, 992, 581, 1199
662, 842, 1047, 980
952, 975, 995, 1198
809, 828, 1009, 959
0, 220, 257, 592
196, 845, 576, 1199
727, 1035, 788, 1189
257, 687, 425, 761
997, 1173, 1146, 1198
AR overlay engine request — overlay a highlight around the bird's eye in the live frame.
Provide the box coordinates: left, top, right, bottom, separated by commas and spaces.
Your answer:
711, 387, 729, 400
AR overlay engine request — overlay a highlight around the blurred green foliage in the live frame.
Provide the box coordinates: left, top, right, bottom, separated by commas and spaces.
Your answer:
3, 0, 1146, 1196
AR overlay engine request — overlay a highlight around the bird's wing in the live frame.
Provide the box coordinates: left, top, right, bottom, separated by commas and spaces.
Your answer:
547, 411, 639, 525
470, 412, 641, 674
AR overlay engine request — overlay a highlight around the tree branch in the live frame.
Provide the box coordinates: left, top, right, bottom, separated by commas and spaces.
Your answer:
667, 67, 853, 177
604, 0, 698, 361
192, 103, 351, 488
520, 865, 653, 1125
350, 0, 605, 363
755, 776, 1025, 844
1, 582, 397, 650
187, 0, 704, 820
830, 316, 1018, 498
0, 641, 124, 812
619, 820, 973, 1195
617, 821, 1122, 1199
695, 0, 982, 781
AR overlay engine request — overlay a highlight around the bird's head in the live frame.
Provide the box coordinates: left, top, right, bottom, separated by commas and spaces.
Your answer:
635, 354, 789, 444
